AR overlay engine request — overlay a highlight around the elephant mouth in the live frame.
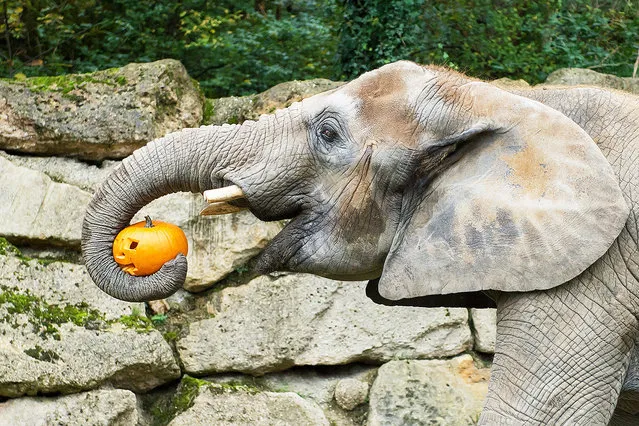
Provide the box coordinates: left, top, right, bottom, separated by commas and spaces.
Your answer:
199, 184, 386, 280
200, 184, 310, 274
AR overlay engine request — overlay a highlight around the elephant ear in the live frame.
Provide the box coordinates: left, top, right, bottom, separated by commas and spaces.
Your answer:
377, 81, 629, 300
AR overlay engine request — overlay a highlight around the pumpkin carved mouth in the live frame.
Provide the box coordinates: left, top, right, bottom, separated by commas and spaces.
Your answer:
200, 185, 248, 216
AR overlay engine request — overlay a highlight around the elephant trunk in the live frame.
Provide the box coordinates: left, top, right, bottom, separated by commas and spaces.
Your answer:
82, 124, 253, 302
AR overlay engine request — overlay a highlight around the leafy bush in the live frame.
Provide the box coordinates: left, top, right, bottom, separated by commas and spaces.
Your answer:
418, 0, 639, 83
336, 0, 426, 79
1, 0, 337, 97
1, 0, 638, 95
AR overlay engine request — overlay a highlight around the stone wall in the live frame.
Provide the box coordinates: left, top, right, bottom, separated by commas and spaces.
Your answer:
0, 59, 500, 425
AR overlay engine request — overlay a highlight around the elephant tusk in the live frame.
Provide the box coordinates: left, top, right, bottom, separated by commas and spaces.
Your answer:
201, 185, 247, 216
200, 202, 247, 216
203, 185, 245, 203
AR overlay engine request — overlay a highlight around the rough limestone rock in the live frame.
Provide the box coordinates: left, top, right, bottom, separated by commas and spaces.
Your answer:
470, 308, 497, 353
0, 389, 138, 425
132, 194, 283, 292
544, 68, 639, 94
204, 78, 344, 126
169, 388, 329, 426
334, 378, 370, 411
0, 247, 180, 397
208, 364, 376, 426
0, 156, 91, 248
367, 355, 490, 426
0, 59, 203, 160
0, 151, 119, 193
178, 274, 472, 375
490, 77, 531, 89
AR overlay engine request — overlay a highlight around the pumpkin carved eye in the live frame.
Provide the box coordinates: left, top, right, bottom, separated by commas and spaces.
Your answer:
113, 215, 188, 276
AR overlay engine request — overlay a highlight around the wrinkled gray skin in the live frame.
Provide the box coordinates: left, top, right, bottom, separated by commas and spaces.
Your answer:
82, 61, 639, 424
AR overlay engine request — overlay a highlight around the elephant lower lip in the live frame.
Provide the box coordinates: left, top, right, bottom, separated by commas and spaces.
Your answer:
200, 202, 247, 215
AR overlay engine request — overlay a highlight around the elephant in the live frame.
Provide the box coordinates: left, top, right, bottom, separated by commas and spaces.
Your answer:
81, 61, 639, 424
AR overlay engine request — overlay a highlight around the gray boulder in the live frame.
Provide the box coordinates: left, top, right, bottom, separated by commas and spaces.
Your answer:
177, 274, 472, 375
168, 386, 329, 426
0, 245, 180, 397
0, 59, 203, 160
367, 355, 489, 426
0, 156, 91, 248
544, 68, 639, 94
204, 78, 344, 126
0, 389, 139, 426
208, 364, 376, 426
491, 77, 531, 89
0, 151, 119, 193
470, 308, 497, 353
334, 378, 370, 411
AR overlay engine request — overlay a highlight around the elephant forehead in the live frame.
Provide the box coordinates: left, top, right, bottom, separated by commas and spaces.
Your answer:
348, 66, 425, 146
301, 90, 361, 119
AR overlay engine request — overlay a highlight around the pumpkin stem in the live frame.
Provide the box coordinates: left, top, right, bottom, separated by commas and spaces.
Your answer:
144, 215, 154, 228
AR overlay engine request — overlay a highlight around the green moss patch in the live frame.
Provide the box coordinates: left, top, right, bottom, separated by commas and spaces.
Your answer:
118, 307, 155, 333
149, 375, 263, 425
202, 99, 215, 124
24, 345, 61, 363
0, 284, 156, 340
0, 286, 105, 340
8, 70, 128, 98
0, 238, 30, 265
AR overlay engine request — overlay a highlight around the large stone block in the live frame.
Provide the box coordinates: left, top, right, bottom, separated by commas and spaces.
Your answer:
470, 308, 497, 353
367, 355, 489, 426
0, 59, 203, 160
168, 384, 329, 426
204, 78, 344, 126
0, 389, 138, 426
0, 151, 118, 193
0, 156, 91, 248
544, 68, 639, 94
177, 274, 472, 375
207, 364, 376, 426
0, 246, 180, 397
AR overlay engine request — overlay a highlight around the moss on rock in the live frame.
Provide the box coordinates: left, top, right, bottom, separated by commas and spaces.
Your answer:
148, 375, 264, 425
0, 285, 107, 340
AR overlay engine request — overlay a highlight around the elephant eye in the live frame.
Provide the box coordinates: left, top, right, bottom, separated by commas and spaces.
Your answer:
319, 124, 339, 143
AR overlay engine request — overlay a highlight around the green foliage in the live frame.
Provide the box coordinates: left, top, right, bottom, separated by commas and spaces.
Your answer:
193, 10, 337, 97
336, 0, 426, 79
151, 313, 168, 324
1, 0, 638, 94
419, 0, 639, 83
1, 0, 338, 97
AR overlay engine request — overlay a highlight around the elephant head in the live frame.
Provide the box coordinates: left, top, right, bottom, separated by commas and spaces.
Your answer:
82, 61, 629, 304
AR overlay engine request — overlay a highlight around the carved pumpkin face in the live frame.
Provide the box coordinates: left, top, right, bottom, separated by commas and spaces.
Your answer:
113, 216, 188, 276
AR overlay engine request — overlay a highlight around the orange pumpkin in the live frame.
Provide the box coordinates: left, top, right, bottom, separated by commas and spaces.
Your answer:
113, 215, 188, 276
